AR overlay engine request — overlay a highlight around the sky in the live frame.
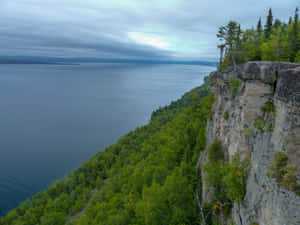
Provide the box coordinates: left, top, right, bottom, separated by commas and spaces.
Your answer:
0, 0, 299, 60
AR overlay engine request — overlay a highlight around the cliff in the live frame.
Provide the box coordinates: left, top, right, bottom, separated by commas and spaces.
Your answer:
1, 62, 299, 225
202, 62, 300, 225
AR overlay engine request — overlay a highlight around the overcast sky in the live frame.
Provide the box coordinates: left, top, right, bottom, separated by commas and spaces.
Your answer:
0, 0, 298, 60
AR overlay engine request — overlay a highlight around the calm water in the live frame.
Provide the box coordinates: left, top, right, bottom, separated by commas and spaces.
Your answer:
0, 63, 215, 215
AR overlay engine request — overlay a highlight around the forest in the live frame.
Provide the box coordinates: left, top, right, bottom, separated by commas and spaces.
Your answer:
0, 78, 215, 225
218, 8, 300, 69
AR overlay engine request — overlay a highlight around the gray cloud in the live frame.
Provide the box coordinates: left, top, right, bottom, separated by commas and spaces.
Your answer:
0, 0, 298, 60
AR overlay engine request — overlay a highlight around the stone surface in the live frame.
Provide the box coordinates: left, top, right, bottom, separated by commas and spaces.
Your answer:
203, 61, 300, 225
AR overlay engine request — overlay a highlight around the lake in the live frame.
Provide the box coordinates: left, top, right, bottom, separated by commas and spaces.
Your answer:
0, 63, 215, 215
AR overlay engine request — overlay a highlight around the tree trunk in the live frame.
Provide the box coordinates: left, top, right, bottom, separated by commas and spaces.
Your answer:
195, 191, 206, 225
219, 46, 224, 69
230, 46, 237, 71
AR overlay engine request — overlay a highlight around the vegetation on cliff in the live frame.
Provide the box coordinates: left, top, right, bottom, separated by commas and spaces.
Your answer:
203, 140, 250, 224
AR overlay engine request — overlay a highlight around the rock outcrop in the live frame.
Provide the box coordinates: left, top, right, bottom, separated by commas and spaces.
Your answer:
203, 62, 300, 225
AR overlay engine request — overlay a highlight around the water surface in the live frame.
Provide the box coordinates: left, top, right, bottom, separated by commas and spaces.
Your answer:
0, 63, 215, 215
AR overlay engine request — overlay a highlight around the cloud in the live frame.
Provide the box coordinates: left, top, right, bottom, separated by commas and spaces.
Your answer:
128, 32, 171, 49
0, 0, 298, 59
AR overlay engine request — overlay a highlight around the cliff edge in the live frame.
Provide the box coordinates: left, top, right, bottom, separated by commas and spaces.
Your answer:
202, 62, 300, 225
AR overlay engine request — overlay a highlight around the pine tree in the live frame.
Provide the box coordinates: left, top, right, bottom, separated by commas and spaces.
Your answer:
257, 17, 262, 35
264, 8, 273, 39
273, 19, 282, 29
217, 21, 241, 69
290, 7, 299, 61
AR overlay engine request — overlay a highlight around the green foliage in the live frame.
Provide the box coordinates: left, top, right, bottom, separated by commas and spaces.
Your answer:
258, 101, 276, 132
223, 111, 229, 120
261, 101, 276, 116
257, 17, 262, 35
229, 76, 242, 95
266, 123, 274, 132
295, 50, 300, 62
136, 167, 197, 225
222, 153, 249, 204
207, 139, 224, 162
254, 116, 266, 131
268, 152, 300, 195
217, 7, 300, 67
243, 127, 253, 138
280, 164, 299, 192
203, 141, 250, 219
0, 81, 214, 225
268, 152, 288, 180
217, 21, 242, 68
290, 8, 300, 61
264, 8, 273, 39
151, 77, 210, 127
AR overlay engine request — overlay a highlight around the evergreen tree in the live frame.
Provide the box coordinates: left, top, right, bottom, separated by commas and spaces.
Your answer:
264, 8, 273, 39
290, 7, 299, 61
217, 7, 300, 67
257, 17, 262, 35
274, 19, 282, 29
217, 21, 241, 69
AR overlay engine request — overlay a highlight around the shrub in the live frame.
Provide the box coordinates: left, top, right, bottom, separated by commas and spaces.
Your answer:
266, 123, 274, 132
203, 141, 249, 219
229, 76, 242, 95
254, 116, 265, 131
223, 111, 229, 120
281, 164, 299, 192
261, 101, 276, 116
268, 152, 300, 195
222, 153, 250, 204
229, 220, 236, 225
207, 139, 224, 162
268, 152, 288, 181
203, 140, 228, 204
243, 127, 253, 138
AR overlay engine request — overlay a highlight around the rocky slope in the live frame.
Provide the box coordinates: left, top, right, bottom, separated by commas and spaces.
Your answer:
202, 62, 300, 225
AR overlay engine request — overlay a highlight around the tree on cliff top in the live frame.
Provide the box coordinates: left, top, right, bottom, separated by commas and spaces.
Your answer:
264, 8, 273, 39
217, 21, 242, 70
257, 17, 262, 35
290, 7, 299, 62
217, 7, 300, 68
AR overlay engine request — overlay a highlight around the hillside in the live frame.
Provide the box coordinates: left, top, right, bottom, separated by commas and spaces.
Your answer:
1, 61, 299, 225
0, 77, 214, 225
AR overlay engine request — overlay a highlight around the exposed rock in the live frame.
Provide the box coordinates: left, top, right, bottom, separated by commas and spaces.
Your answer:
203, 61, 300, 225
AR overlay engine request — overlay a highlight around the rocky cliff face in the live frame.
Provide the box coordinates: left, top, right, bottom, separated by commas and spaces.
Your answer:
202, 62, 300, 225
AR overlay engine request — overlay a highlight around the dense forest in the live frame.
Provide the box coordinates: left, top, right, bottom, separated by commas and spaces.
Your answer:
0, 78, 215, 225
218, 8, 300, 69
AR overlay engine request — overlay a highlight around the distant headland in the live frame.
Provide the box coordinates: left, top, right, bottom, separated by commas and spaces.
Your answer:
0, 56, 217, 66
